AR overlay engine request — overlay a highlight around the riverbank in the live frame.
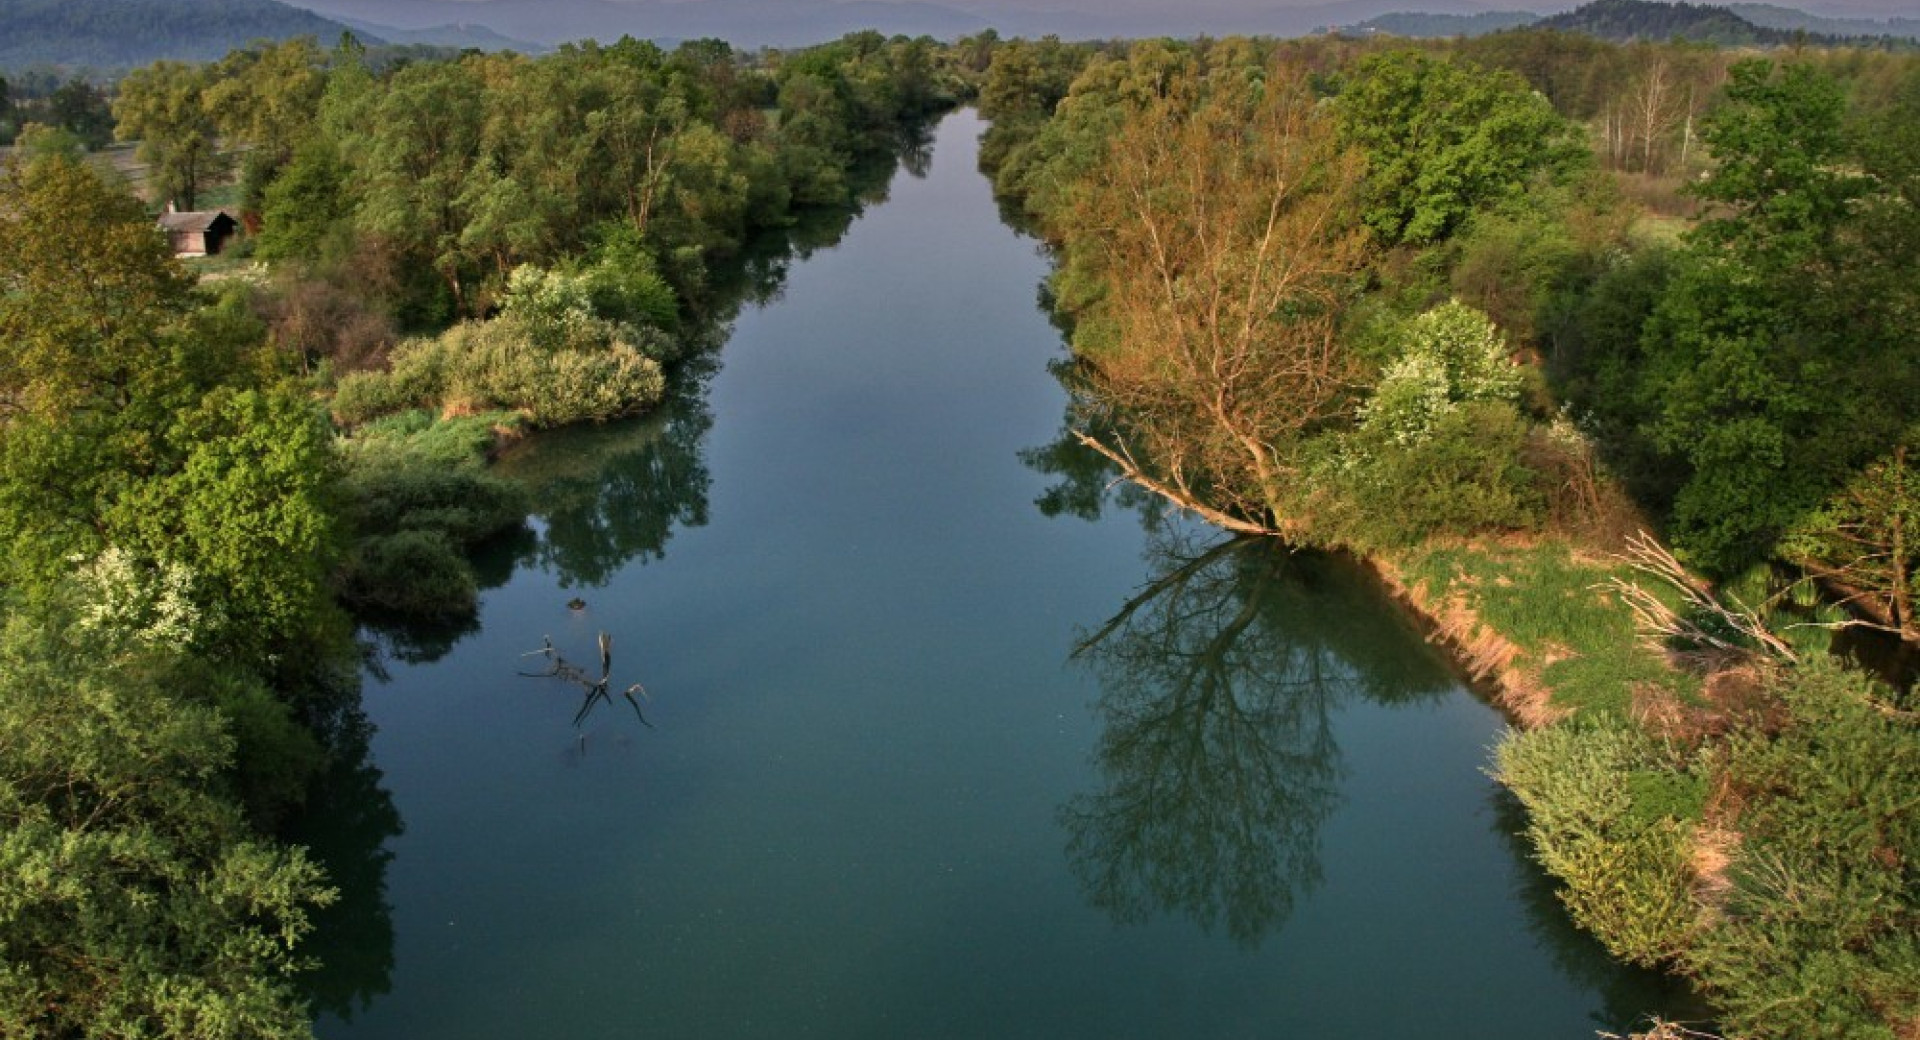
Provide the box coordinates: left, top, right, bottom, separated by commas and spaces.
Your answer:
972, 36, 1917, 1038
1350, 537, 1914, 1040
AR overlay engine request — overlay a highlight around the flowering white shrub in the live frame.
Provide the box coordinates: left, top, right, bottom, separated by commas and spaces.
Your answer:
1358, 300, 1520, 445
72, 548, 213, 648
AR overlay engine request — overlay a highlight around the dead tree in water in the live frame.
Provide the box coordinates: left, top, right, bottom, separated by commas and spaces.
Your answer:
520, 631, 651, 727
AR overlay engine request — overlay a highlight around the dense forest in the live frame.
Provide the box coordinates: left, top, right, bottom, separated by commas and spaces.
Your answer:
979, 30, 1917, 1039
0, 16, 1917, 1040
0, 31, 968, 1036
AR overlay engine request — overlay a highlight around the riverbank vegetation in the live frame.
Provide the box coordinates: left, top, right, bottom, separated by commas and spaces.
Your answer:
981, 31, 1917, 1039
0, 31, 969, 1037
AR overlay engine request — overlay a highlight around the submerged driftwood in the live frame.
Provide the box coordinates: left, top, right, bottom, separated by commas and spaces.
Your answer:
520, 631, 651, 727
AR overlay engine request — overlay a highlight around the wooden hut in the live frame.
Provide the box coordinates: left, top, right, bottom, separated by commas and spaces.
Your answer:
157, 204, 239, 257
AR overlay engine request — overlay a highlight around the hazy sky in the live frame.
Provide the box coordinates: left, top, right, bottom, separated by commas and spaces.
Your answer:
288, 0, 1920, 44
395, 0, 1914, 16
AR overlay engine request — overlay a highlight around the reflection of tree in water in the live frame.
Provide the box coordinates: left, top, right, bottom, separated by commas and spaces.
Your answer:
706, 138, 921, 315
280, 710, 403, 1023
1063, 527, 1450, 946
491, 134, 937, 591
1018, 358, 1162, 526
492, 391, 715, 589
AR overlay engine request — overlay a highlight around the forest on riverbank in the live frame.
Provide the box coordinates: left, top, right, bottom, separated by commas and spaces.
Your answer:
0, 31, 967, 1036
981, 31, 1917, 1039
1, 19, 1916, 1039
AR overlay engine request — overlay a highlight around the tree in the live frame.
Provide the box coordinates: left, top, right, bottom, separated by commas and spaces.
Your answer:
1688, 60, 1866, 268
108, 387, 343, 667
0, 155, 196, 424
256, 137, 352, 263
0, 602, 333, 1040
113, 61, 226, 210
346, 59, 486, 313
1336, 51, 1588, 245
1780, 443, 1920, 640
203, 38, 327, 211
1640, 61, 1917, 571
46, 78, 113, 147
1063, 67, 1369, 536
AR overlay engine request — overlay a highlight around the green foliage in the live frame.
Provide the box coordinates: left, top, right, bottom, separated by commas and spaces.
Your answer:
333, 410, 526, 619
1778, 444, 1920, 635
1693, 661, 1919, 1040
113, 60, 227, 210
1335, 50, 1589, 245
0, 603, 331, 1040
1690, 60, 1868, 261
0, 154, 199, 421
45, 79, 114, 148
1628, 61, 1920, 573
336, 530, 478, 618
1321, 401, 1545, 548
9, 121, 84, 162
1495, 720, 1702, 966
579, 223, 680, 337
107, 387, 341, 667
339, 428, 526, 547
256, 137, 351, 263
334, 304, 666, 430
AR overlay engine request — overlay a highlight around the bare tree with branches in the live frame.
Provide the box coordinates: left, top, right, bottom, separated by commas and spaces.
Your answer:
1064, 66, 1370, 538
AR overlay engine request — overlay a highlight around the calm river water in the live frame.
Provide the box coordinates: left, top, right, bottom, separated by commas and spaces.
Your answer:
307, 110, 1692, 1039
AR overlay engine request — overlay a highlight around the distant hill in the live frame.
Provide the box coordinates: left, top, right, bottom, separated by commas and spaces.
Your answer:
281, 0, 995, 49
1338, 0, 1919, 44
1348, 10, 1542, 37
283, 0, 1534, 48
332, 16, 545, 53
1728, 2, 1920, 40
1533, 0, 1817, 44
0, 0, 375, 70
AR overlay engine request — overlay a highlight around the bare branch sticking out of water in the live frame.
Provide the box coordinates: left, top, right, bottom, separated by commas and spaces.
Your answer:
521, 632, 652, 728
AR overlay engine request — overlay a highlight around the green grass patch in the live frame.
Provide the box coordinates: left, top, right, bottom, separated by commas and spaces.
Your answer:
1400, 540, 1699, 717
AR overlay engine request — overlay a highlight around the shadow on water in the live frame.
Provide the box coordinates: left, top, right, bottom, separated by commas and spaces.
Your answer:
282, 710, 404, 1024
1035, 362, 1713, 1019
1061, 528, 1450, 947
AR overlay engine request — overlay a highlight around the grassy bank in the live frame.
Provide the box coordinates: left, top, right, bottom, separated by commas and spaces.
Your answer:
1372, 537, 1917, 1039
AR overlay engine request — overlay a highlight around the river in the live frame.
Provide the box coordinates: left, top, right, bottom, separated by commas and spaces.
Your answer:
305, 109, 1693, 1039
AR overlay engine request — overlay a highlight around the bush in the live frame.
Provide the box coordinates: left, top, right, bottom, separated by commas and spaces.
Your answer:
1358, 300, 1522, 446
328, 311, 666, 429
336, 530, 478, 618
1692, 661, 1919, 1040
1319, 400, 1546, 549
1495, 721, 1702, 967
331, 368, 421, 426
340, 462, 526, 547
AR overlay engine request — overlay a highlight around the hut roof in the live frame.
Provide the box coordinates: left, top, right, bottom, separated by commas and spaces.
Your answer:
157, 209, 237, 234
